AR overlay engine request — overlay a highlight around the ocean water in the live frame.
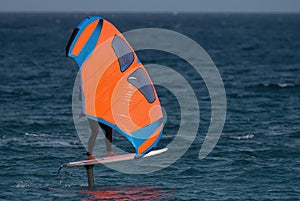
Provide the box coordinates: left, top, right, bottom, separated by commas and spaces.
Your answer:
0, 13, 299, 200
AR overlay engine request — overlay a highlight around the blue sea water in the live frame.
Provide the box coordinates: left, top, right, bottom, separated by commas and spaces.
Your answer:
0, 13, 299, 200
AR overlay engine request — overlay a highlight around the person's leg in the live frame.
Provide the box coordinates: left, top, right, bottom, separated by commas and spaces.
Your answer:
98, 122, 117, 156
87, 119, 99, 154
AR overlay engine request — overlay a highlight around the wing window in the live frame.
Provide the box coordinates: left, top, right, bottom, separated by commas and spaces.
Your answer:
112, 35, 134, 72
128, 68, 156, 103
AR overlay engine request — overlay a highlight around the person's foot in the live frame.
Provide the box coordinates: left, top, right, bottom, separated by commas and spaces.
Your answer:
87, 152, 96, 160
107, 151, 117, 157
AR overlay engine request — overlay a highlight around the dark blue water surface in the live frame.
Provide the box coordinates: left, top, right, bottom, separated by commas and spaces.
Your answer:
0, 13, 299, 200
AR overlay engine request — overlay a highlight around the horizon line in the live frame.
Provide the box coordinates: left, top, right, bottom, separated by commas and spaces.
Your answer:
0, 10, 300, 14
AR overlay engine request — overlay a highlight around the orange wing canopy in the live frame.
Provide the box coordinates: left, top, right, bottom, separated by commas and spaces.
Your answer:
66, 16, 164, 155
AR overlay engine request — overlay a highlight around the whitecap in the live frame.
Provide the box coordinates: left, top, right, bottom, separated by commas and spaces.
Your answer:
278, 83, 295, 88
16, 180, 32, 188
25, 133, 39, 137
25, 132, 50, 137
229, 134, 254, 140
260, 83, 296, 88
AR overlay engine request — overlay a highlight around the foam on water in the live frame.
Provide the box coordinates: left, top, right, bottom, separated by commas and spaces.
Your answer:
228, 134, 255, 140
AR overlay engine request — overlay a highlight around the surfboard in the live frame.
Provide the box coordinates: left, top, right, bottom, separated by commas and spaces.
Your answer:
59, 148, 168, 170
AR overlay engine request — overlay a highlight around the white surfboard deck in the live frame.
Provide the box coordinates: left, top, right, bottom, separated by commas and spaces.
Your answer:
64, 148, 168, 167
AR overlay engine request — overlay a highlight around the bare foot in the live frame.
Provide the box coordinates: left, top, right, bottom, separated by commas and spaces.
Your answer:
107, 151, 117, 157
87, 152, 96, 160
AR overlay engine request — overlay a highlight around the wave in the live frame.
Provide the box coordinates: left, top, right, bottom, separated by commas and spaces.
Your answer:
25, 132, 51, 138
256, 83, 299, 89
15, 180, 32, 188
227, 134, 254, 140
1, 132, 79, 148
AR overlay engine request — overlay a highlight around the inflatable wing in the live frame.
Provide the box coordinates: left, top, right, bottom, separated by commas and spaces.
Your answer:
66, 16, 163, 155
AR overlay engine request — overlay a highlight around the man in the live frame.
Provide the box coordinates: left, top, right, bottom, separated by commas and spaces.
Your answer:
79, 88, 117, 159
